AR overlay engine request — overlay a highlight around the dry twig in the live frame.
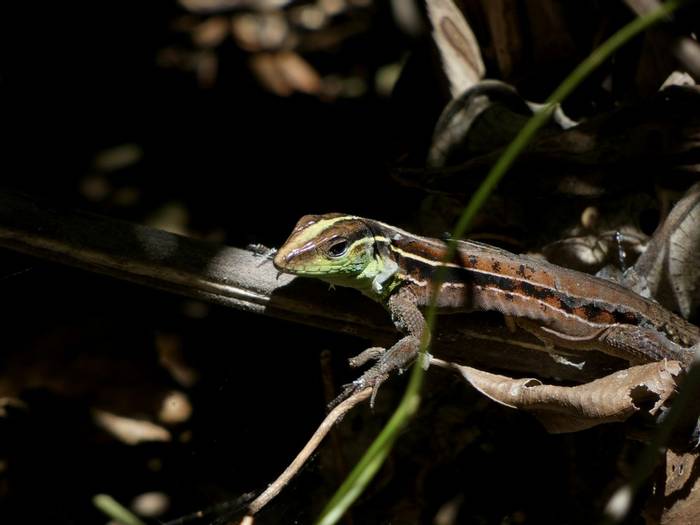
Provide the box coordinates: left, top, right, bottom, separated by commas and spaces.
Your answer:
240, 387, 372, 521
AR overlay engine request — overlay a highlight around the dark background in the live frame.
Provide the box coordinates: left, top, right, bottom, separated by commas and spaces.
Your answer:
0, 1, 660, 523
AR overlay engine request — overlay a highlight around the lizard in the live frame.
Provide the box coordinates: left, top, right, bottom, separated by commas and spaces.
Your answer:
273, 213, 700, 405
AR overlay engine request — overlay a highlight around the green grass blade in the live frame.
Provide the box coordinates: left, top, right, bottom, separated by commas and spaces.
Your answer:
93, 494, 146, 525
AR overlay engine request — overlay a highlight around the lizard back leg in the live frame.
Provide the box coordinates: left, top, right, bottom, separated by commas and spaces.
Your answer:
598, 324, 692, 365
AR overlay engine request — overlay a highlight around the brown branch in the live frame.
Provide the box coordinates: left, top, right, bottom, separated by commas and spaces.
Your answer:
0, 190, 623, 382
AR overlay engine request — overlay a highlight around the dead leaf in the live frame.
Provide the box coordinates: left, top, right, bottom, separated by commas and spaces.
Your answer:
426, 0, 485, 98
249, 51, 321, 96
192, 16, 229, 48
445, 360, 682, 433
626, 182, 700, 320
658, 449, 700, 524
92, 409, 171, 445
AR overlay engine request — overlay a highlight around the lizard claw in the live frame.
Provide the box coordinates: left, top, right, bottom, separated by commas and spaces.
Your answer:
328, 370, 389, 410
329, 335, 421, 411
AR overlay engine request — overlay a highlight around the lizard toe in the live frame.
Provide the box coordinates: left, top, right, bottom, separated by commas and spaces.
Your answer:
348, 347, 385, 368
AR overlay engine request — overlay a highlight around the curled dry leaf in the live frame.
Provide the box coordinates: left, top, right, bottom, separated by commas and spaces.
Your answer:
625, 182, 700, 319
542, 233, 631, 274
427, 80, 533, 168
427, 79, 575, 170
656, 449, 700, 524
447, 360, 682, 433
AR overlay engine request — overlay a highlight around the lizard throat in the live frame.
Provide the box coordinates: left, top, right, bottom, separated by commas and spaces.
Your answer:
353, 254, 399, 299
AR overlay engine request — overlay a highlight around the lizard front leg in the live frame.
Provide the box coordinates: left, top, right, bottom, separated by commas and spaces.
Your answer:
332, 287, 428, 408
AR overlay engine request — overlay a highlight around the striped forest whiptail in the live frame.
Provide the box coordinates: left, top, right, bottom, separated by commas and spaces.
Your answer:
273, 214, 700, 406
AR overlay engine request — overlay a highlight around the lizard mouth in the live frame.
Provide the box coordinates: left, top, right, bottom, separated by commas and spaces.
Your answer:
272, 250, 289, 272
273, 241, 318, 272
272, 252, 310, 275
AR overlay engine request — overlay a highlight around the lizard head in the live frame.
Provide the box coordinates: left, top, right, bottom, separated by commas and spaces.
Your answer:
274, 213, 389, 292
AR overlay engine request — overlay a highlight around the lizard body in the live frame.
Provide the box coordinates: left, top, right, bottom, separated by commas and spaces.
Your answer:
274, 214, 699, 402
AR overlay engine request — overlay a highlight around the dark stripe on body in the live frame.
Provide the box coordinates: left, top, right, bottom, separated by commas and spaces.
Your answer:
364, 219, 698, 345
391, 246, 643, 328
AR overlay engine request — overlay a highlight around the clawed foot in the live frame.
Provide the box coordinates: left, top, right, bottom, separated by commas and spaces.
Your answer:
329, 336, 423, 410
330, 369, 390, 410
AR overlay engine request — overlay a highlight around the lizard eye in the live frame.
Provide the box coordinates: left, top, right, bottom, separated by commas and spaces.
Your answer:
327, 238, 348, 258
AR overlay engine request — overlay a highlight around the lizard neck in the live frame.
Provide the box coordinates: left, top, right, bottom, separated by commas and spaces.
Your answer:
362, 219, 449, 304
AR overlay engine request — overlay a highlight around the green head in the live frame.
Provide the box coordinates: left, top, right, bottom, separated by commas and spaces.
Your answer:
274, 213, 398, 298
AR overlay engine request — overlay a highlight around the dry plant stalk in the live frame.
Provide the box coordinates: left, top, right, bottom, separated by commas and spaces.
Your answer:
238, 387, 372, 522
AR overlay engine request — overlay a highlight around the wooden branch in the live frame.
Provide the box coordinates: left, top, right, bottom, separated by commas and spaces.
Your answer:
0, 190, 622, 382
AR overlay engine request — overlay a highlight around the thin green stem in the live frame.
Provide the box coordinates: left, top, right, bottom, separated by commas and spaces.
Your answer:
451, 0, 682, 240
316, 2, 685, 524
93, 494, 146, 525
